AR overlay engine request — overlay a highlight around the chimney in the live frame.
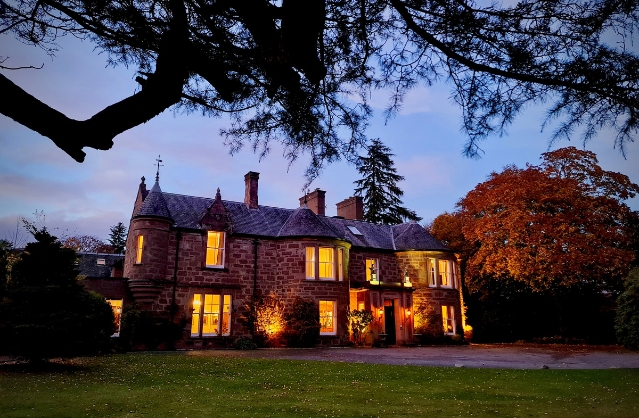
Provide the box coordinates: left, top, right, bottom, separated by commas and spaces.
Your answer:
336, 196, 364, 220
244, 171, 260, 209
299, 188, 326, 216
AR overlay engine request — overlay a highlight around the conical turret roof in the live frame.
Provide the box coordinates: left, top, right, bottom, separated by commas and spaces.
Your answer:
135, 180, 172, 220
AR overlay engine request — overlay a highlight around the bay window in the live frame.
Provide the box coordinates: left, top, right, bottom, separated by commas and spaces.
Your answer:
318, 247, 334, 280
428, 258, 436, 286
305, 246, 345, 281
438, 259, 454, 288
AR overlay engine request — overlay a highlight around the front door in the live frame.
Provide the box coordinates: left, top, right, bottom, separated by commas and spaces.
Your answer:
384, 300, 396, 344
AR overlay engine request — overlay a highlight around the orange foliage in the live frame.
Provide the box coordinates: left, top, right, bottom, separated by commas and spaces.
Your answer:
459, 147, 638, 292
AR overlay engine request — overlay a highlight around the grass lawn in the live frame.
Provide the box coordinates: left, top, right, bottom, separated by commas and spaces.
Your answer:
1, 352, 638, 417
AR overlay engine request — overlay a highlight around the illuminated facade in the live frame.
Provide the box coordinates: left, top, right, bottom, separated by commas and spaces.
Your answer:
116, 172, 462, 348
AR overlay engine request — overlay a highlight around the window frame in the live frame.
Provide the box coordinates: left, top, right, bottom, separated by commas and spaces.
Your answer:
191, 293, 232, 337
366, 258, 380, 284
439, 259, 451, 288
428, 258, 437, 287
305, 246, 346, 281
205, 231, 226, 269
135, 235, 144, 264
318, 247, 335, 280
442, 305, 456, 335
319, 300, 337, 335
107, 299, 123, 337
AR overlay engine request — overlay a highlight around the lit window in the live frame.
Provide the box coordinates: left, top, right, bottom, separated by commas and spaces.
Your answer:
206, 231, 225, 268
366, 258, 379, 284
442, 305, 456, 335
97, 258, 106, 265
428, 258, 436, 286
107, 299, 123, 337
439, 259, 454, 288
319, 247, 334, 280
337, 248, 344, 281
191, 293, 231, 337
135, 235, 144, 264
306, 247, 344, 281
319, 300, 336, 335
306, 247, 316, 279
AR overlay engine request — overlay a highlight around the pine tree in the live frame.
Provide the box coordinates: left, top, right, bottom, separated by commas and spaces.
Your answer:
354, 139, 421, 225
108, 222, 127, 254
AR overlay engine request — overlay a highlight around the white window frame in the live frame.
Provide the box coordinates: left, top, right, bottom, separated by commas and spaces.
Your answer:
337, 248, 344, 281
428, 258, 437, 287
319, 300, 337, 335
318, 247, 334, 280
442, 305, 456, 335
191, 293, 232, 337
305, 246, 345, 281
205, 231, 225, 268
439, 259, 453, 288
305, 247, 316, 279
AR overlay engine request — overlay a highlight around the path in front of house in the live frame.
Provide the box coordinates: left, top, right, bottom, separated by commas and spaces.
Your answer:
187, 344, 639, 369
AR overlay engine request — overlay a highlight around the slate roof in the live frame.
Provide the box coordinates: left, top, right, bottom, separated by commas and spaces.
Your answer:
133, 185, 449, 251
77, 253, 125, 278
137, 181, 171, 218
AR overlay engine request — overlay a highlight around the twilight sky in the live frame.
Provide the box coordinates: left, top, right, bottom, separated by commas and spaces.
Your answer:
2, 33, 639, 244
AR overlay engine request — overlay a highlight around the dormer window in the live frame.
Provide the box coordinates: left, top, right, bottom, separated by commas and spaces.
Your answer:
206, 231, 225, 268
97, 258, 106, 265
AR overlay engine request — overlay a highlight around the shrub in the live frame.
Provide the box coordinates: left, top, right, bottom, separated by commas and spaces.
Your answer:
241, 293, 285, 347
0, 227, 114, 362
616, 268, 639, 349
119, 309, 183, 350
413, 301, 445, 344
284, 297, 319, 347
347, 310, 374, 347
233, 337, 257, 350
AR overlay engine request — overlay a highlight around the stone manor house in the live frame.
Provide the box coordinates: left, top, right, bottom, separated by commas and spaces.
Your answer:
88, 172, 463, 348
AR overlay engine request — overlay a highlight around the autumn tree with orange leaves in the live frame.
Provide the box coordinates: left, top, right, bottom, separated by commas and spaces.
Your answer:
436, 147, 639, 342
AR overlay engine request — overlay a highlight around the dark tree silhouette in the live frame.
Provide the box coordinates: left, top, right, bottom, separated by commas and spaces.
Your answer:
0, 226, 114, 362
354, 139, 421, 225
108, 222, 127, 254
2, 1, 638, 176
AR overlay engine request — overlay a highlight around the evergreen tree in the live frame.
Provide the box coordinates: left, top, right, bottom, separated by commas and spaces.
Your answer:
354, 139, 421, 225
108, 222, 127, 254
0, 226, 114, 362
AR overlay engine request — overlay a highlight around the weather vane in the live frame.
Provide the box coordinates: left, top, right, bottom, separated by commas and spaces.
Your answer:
155, 155, 164, 182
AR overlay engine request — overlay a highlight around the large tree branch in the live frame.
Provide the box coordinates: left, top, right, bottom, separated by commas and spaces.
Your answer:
1, 0, 190, 162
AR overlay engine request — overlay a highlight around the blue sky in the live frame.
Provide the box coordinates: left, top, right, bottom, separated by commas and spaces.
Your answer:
2, 33, 638, 243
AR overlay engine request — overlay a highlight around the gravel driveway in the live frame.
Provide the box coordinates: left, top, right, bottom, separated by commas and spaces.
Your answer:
187, 344, 639, 369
